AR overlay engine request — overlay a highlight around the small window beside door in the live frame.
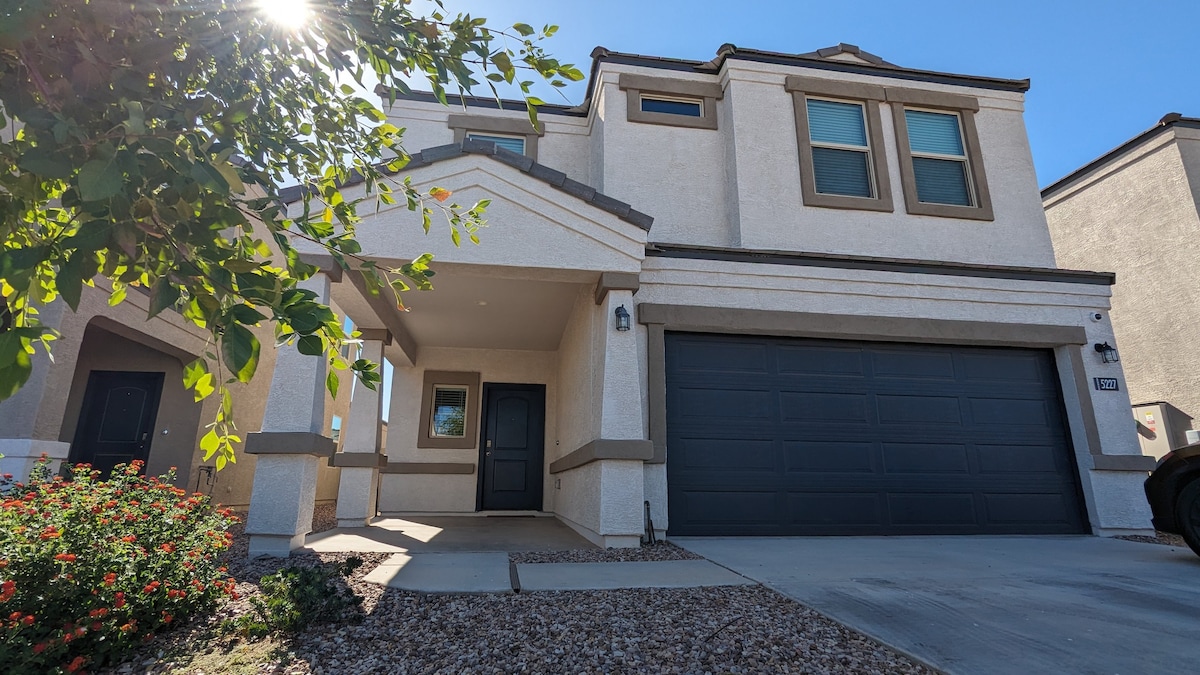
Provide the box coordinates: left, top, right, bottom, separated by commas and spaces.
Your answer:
465, 132, 526, 156
430, 386, 468, 437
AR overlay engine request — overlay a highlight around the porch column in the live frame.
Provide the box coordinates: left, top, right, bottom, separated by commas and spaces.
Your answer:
244, 273, 337, 557
333, 331, 389, 527
0, 301, 71, 482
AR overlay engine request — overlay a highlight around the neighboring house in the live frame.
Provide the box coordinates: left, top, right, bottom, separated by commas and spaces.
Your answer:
233, 41, 1158, 556
0, 279, 349, 508
1043, 114, 1200, 458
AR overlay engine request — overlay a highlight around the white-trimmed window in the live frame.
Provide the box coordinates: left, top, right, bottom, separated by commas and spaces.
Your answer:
430, 385, 468, 438
465, 132, 526, 155
806, 97, 875, 199
903, 108, 974, 207
639, 94, 703, 118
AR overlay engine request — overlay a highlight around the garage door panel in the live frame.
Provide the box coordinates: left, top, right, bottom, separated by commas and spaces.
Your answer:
968, 397, 1052, 426
666, 333, 1087, 536
788, 492, 882, 525
670, 339, 769, 373
776, 346, 866, 376
887, 493, 978, 525
673, 438, 776, 471
780, 392, 869, 423
875, 394, 963, 425
882, 443, 970, 474
784, 441, 875, 473
872, 349, 957, 380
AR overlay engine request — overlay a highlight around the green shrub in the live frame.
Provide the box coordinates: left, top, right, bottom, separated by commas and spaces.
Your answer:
0, 458, 240, 674
225, 557, 363, 638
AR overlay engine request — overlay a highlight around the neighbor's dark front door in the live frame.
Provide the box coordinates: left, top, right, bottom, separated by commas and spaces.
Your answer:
478, 383, 545, 510
70, 371, 164, 475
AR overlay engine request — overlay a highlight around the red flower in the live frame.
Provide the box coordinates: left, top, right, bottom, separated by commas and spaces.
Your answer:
89, 608, 108, 618
9, 611, 21, 621
54, 553, 77, 563
103, 573, 117, 586
121, 535, 136, 543
161, 612, 173, 624
65, 655, 87, 673
159, 542, 175, 554
32, 642, 47, 654
114, 592, 126, 609
22, 615, 34, 626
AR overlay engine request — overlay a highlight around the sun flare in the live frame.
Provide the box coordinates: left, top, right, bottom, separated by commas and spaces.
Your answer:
257, 0, 313, 30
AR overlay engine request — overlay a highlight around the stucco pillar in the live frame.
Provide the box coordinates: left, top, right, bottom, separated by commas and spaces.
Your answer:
244, 273, 337, 557
0, 301, 71, 482
333, 332, 389, 527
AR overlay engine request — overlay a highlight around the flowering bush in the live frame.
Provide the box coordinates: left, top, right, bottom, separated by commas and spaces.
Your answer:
0, 459, 239, 674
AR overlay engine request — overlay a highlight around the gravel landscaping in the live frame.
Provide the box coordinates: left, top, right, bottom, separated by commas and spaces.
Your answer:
105, 505, 934, 674
509, 541, 704, 564
1114, 531, 1189, 548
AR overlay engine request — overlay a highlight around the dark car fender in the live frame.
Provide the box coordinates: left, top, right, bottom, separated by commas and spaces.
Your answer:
1145, 443, 1200, 533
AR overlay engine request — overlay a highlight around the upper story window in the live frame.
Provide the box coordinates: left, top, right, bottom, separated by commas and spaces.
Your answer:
786, 76, 894, 212
904, 110, 972, 206
639, 94, 703, 118
886, 87, 994, 221
465, 132, 526, 156
619, 73, 722, 130
806, 98, 875, 198
449, 114, 542, 159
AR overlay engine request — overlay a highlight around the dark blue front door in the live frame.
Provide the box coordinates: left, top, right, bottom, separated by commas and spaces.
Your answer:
479, 384, 546, 510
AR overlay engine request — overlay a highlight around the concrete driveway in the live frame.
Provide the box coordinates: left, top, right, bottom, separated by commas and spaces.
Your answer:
674, 536, 1200, 675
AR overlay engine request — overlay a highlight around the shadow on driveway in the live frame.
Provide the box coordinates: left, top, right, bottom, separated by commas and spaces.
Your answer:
674, 535, 1200, 675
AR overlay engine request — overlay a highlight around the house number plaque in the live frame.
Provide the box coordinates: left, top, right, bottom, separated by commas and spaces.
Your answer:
1093, 377, 1120, 391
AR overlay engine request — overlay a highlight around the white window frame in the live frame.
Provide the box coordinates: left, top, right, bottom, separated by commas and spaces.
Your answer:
904, 107, 976, 208
638, 93, 704, 118
805, 95, 877, 200
429, 384, 469, 438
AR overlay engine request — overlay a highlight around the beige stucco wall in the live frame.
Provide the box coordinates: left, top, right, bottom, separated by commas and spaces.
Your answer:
1044, 127, 1200, 440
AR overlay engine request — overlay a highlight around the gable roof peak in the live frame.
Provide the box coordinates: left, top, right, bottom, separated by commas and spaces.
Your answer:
801, 43, 897, 68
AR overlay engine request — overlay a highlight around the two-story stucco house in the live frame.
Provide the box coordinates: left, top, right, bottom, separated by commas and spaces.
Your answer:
1043, 114, 1200, 458
5, 42, 1153, 556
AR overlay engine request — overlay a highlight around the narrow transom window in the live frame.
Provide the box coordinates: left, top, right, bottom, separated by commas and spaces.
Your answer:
465, 132, 526, 155
806, 98, 874, 198
904, 109, 973, 206
639, 94, 703, 118
430, 386, 468, 438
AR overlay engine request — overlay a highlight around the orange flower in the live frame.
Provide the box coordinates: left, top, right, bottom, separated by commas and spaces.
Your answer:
103, 572, 117, 586
89, 608, 108, 618
121, 535, 136, 543
22, 615, 34, 626
159, 542, 175, 554
65, 655, 86, 673
8, 611, 21, 621
54, 553, 77, 563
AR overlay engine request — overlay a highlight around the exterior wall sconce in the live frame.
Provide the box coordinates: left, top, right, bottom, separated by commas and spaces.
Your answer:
1094, 342, 1119, 363
614, 305, 631, 332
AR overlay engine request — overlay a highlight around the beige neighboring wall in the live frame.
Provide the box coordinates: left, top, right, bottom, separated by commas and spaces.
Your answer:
1043, 123, 1200, 438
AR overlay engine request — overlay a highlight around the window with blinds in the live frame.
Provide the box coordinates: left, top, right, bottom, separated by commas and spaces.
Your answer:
904, 109, 973, 206
431, 386, 468, 437
806, 98, 874, 198
466, 133, 526, 155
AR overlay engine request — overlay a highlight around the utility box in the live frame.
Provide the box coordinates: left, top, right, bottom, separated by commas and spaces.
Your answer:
1133, 401, 1195, 459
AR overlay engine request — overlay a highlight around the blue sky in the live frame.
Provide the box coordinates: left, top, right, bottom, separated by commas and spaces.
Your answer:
434, 0, 1199, 188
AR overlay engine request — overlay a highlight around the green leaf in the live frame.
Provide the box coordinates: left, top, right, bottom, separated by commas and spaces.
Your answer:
77, 159, 123, 201
296, 334, 324, 356
0, 333, 33, 401
148, 277, 181, 318
512, 22, 535, 36
200, 428, 220, 459
57, 256, 84, 311
18, 150, 72, 178
220, 323, 260, 383
326, 369, 339, 399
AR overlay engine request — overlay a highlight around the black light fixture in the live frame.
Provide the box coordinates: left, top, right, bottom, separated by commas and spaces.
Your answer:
1094, 342, 1119, 363
614, 305, 631, 332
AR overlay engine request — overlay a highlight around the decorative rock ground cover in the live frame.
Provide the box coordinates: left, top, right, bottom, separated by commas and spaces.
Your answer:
105, 504, 934, 674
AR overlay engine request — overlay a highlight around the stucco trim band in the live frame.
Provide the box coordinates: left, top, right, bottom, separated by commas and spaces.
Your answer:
329, 452, 389, 468
244, 432, 337, 458
381, 462, 476, 474
1091, 455, 1157, 472
594, 271, 641, 305
786, 76, 894, 213
619, 73, 722, 130
416, 371, 481, 449
639, 303, 1088, 463
548, 439, 655, 474
645, 243, 1116, 285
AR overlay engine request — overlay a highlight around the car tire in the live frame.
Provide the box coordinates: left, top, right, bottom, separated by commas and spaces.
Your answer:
1176, 479, 1200, 557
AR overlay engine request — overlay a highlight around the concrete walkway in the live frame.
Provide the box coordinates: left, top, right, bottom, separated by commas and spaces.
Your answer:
303, 516, 592, 554
674, 535, 1200, 675
362, 553, 753, 594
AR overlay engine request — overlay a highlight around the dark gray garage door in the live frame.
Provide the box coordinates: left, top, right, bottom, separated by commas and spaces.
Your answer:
665, 333, 1087, 536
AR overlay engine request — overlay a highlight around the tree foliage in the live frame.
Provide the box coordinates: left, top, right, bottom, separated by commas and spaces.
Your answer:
0, 0, 582, 468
